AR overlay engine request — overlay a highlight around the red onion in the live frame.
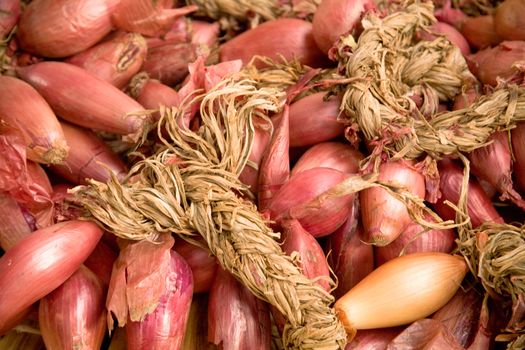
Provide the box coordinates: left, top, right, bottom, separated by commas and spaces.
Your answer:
0, 220, 103, 334
288, 93, 345, 147
17, 0, 119, 58
220, 18, 327, 68
360, 160, 426, 246
174, 239, 218, 294
291, 141, 363, 176
49, 121, 127, 185
387, 319, 463, 349
191, 20, 220, 50
239, 117, 271, 196
467, 41, 525, 86
312, 0, 376, 54
83, 240, 118, 287
0, 0, 20, 38
208, 267, 271, 350
512, 123, 525, 192
66, 32, 148, 89
494, 0, 525, 41
126, 251, 193, 350
433, 159, 503, 227
142, 42, 196, 86
345, 328, 401, 349
16, 62, 150, 141
0, 194, 32, 251
420, 22, 471, 56
39, 265, 106, 350
269, 167, 353, 237
136, 79, 181, 122
258, 106, 290, 210
461, 15, 502, 50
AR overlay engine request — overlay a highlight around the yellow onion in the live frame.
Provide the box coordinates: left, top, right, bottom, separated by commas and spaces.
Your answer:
291, 141, 363, 176
0, 0, 20, 38
220, 18, 327, 68
334, 252, 468, 340
494, 0, 525, 41
49, 121, 127, 185
39, 265, 106, 350
16, 62, 150, 141
174, 238, 218, 294
17, 0, 119, 58
461, 15, 502, 49
66, 32, 148, 89
0, 76, 68, 164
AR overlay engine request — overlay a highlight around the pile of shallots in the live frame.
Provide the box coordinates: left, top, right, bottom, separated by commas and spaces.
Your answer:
0, 0, 524, 349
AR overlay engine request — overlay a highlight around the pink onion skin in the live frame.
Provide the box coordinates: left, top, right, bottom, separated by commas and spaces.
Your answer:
269, 167, 353, 238
494, 0, 525, 41
345, 328, 401, 350
467, 41, 525, 86
66, 32, 148, 89
136, 79, 181, 121
208, 267, 271, 350
433, 159, 504, 228
49, 121, 127, 185
0, 75, 68, 165
239, 118, 271, 196
16, 0, 119, 58
288, 93, 345, 147
126, 251, 193, 350
39, 265, 106, 350
142, 43, 196, 86
512, 123, 525, 192
461, 15, 502, 50
292, 142, 363, 176
16, 62, 149, 139
327, 203, 374, 299
173, 239, 218, 294
0, 0, 20, 38
388, 318, 464, 349
220, 18, 327, 68
360, 160, 426, 246
83, 240, 118, 287
191, 20, 220, 50
312, 0, 375, 54
0, 194, 32, 251
0, 220, 103, 334
375, 215, 456, 266
420, 22, 471, 56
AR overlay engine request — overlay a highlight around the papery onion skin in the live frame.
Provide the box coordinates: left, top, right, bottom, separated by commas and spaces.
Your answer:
291, 142, 363, 176
49, 121, 127, 185
494, 0, 525, 41
0, 76, 68, 164
66, 32, 148, 89
220, 18, 327, 68
126, 251, 193, 350
288, 93, 345, 147
17, 0, 119, 58
0, 220, 103, 334
0, 0, 20, 38
360, 160, 425, 246
39, 265, 106, 350
173, 239, 217, 294
16, 62, 150, 140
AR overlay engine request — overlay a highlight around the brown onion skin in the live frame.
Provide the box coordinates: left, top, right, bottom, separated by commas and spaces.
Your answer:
66, 32, 148, 89
173, 239, 217, 294
0, 220, 103, 334
0, 0, 20, 38
288, 93, 345, 147
291, 142, 363, 176
16, 0, 119, 58
142, 43, 196, 86
512, 123, 525, 192
39, 265, 106, 350
126, 251, 193, 350
494, 0, 525, 41
467, 41, 525, 86
208, 267, 271, 350
49, 121, 127, 185
461, 16, 502, 50
360, 160, 426, 246
269, 167, 353, 237
16, 62, 149, 139
220, 18, 327, 68
0, 76, 68, 164
433, 159, 504, 227
312, 0, 375, 54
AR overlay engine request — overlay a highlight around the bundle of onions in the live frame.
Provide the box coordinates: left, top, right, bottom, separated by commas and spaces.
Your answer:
16, 0, 119, 58
268, 167, 354, 237
334, 252, 468, 340
66, 32, 148, 89
16, 62, 150, 141
360, 160, 426, 246
0, 0, 20, 38
239, 117, 271, 196
312, 0, 375, 54
433, 159, 503, 227
126, 251, 193, 350
208, 267, 271, 349
0, 220, 103, 334
291, 142, 363, 176
288, 93, 345, 148
0, 76, 68, 164
49, 121, 127, 185
173, 238, 217, 294
220, 18, 327, 68
494, 0, 525, 41
39, 265, 106, 350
